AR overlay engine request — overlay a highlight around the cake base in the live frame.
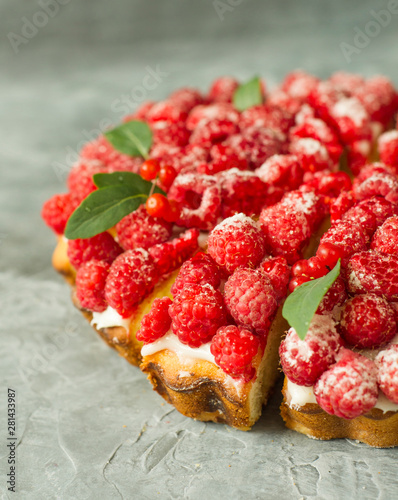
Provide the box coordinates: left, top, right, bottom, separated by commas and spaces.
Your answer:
281, 378, 398, 448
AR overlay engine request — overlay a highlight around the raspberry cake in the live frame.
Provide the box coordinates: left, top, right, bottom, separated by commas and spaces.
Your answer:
42, 71, 398, 443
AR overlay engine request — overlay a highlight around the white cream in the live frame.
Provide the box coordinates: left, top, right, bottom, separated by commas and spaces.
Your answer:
141, 332, 215, 365
91, 306, 131, 331
286, 378, 398, 414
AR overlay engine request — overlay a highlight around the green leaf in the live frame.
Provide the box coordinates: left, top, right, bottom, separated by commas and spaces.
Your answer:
233, 76, 263, 112
93, 171, 165, 196
104, 121, 152, 158
282, 260, 341, 340
64, 185, 147, 239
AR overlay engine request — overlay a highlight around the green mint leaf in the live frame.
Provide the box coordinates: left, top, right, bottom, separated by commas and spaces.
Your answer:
64, 185, 147, 239
233, 76, 263, 112
93, 171, 166, 196
282, 260, 341, 340
104, 121, 152, 159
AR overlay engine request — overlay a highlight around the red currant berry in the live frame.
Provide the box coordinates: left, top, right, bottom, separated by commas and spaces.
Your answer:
146, 193, 169, 219
140, 159, 160, 181
289, 275, 311, 293
317, 242, 344, 269
291, 259, 310, 277
159, 164, 177, 190
307, 256, 329, 279
163, 199, 181, 223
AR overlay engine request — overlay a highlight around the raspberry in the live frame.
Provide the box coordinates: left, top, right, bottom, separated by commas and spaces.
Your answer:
329, 72, 365, 95
255, 154, 303, 192
279, 315, 342, 386
289, 118, 343, 163
267, 90, 302, 115
217, 169, 272, 218
340, 293, 397, 349
67, 160, 108, 202
378, 130, 398, 171
186, 103, 239, 131
307, 80, 345, 126
354, 172, 398, 204
208, 77, 240, 103
280, 190, 327, 230
330, 97, 372, 144
115, 205, 172, 251
317, 276, 347, 315
67, 232, 123, 269
75, 260, 110, 312
259, 256, 290, 302
306, 171, 352, 199
330, 191, 355, 222
346, 142, 369, 176
236, 127, 284, 169
168, 173, 221, 230
342, 197, 398, 238
313, 349, 378, 419
375, 345, 398, 404
289, 138, 333, 172
353, 162, 394, 186
154, 144, 209, 176
354, 75, 397, 127
239, 104, 294, 134
319, 221, 368, 266
171, 252, 221, 297
152, 122, 190, 148
347, 251, 398, 300
136, 297, 172, 344
371, 216, 398, 255
189, 119, 238, 147
41, 193, 79, 234
169, 284, 227, 347
210, 326, 261, 381
224, 267, 277, 334
105, 249, 158, 317
149, 228, 199, 275
80, 136, 142, 174
168, 87, 203, 112
280, 70, 319, 101
205, 142, 248, 174
146, 100, 188, 124
207, 214, 266, 274
259, 203, 311, 265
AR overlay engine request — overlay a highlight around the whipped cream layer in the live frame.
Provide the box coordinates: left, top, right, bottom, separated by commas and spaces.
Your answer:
91, 306, 131, 331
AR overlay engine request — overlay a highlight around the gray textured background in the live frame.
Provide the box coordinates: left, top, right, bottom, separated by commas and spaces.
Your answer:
1, 1, 398, 498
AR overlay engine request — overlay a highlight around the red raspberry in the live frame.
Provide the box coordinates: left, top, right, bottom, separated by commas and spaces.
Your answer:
259, 203, 311, 265
169, 284, 227, 347
217, 169, 273, 218
289, 138, 333, 172
80, 136, 143, 173
354, 172, 398, 204
340, 293, 397, 349
319, 221, 368, 266
307, 80, 345, 126
153, 144, 209, 176
354, 75, 397, 127
67, 160, 108, 202
279, 315, 342, 386
186, 103, 239, 131
168, 173, 221, 230
375, 345, 398, 404
280, 70, 320, 102
239, 104, 294, 134
236, 127, 284, 169
347, 251, 398, 301
115, 205, 172, 251
208, 77, 240, 103
123, 100, 154, 121
330, 191, 355, 222
152, 122, 190, 148
289, 118, 343, 163
224, 267, 277, 334
136, 297, 172, 344
105, 249, 158, 317
353, 162, 394, 186
189, 119, 238, 147
267, 90, 303, 115
146, 100, 188, 124
207, 214, 266, 274
378, 130, 398, 171
171, 252, 221, 297
255, 154, 303, 192
280, 190, 327, 230
205, 142, 248, 174
329, 71, 365, 95
371, 216, 398, 255
75, 260, 110, 312
259, 256, 290, 302
313, 349, 378, 419
41, 193, 79, 235
210, 326, 261, 381
317, 276, 347, 315
67, 232, 123, 269
149, 228, 199, 276
168, 87, 203, 112
330, 97, 372, 144
306, 171, 352, 199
